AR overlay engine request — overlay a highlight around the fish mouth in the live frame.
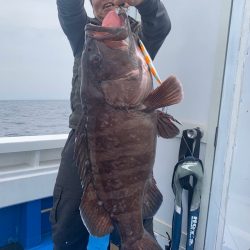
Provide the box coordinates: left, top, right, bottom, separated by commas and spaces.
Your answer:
85, 8, 129, 42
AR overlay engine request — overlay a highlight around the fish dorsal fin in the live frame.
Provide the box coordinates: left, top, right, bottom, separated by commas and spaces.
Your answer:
74, 114, 91, 189
157, 110, 181, 138
142, 75, 183, 111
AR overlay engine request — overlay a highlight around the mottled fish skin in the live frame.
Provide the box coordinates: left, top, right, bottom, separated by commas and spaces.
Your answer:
75, 8, 182, 250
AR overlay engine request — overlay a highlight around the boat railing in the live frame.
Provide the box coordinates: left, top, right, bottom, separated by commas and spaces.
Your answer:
0, 134, 68, 209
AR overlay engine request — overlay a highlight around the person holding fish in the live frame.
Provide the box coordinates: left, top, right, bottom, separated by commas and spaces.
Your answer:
50, 0, 175, 249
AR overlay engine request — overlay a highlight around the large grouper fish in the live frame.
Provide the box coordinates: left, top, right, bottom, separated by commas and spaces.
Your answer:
75, 7, 183, 250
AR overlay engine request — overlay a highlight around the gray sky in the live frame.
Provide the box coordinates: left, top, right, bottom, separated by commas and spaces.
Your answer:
0, 0, 93, 100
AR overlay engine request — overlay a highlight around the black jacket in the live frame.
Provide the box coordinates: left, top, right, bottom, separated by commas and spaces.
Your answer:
57, 0, 171, 129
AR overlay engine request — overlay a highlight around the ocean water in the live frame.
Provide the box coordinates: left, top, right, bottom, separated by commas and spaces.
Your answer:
0, 100, 71, 137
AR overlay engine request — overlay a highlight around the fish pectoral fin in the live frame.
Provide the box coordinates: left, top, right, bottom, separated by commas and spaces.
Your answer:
80, 182, 114, 236
142, 75, 183, 112
156, 110, 181, 138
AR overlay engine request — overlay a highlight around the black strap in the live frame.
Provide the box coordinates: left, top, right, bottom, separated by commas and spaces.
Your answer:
178, 128, 202, 161
170, 128, 203, 249
193, 129, 202, 158
179, 128, 202, 205
172, 128, 202, 192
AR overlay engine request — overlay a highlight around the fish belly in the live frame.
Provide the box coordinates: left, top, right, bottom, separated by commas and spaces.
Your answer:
87, 107, 157, 241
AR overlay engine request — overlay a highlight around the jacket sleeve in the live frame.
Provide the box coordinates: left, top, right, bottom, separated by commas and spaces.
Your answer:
57, 0, 88, 56
136, 0, 171, 60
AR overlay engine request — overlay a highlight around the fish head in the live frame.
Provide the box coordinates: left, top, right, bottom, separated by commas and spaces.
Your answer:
83, 8, 136, 79
81, 8, 152, 108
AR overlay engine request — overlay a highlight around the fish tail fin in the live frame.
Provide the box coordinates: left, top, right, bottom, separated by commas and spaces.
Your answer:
142, 75, 183, 112
123, 231, 162, 250
157, 110, 181, 138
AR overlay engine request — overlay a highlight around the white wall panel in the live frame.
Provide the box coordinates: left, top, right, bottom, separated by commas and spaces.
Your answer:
151, 1, 232, 248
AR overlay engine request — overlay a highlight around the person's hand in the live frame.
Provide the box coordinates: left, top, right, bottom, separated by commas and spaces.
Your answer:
114, 0, 144, 7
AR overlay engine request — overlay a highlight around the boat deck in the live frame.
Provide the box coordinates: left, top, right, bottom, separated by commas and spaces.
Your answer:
28, 235, 52, 250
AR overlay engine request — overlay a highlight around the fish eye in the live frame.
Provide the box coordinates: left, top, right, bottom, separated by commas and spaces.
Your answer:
90, 54, 102, 65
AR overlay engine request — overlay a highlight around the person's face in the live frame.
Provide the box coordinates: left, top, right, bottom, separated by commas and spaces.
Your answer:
92, 0, 117, 21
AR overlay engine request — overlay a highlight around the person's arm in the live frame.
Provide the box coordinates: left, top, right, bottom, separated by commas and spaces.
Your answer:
57, 0, 88, 56
136, 0, 171, 59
